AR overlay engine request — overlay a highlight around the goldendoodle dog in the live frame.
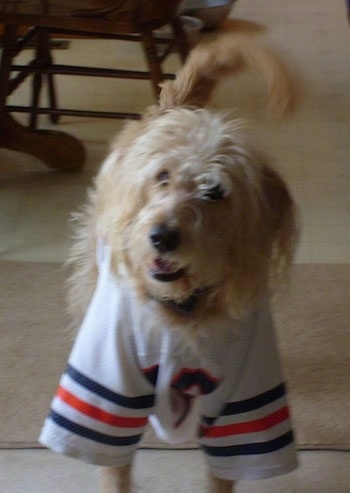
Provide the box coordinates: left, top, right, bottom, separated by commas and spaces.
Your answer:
40, 34, 299, 492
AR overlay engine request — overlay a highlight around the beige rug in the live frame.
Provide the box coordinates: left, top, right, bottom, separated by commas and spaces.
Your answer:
0, 261, 349, 450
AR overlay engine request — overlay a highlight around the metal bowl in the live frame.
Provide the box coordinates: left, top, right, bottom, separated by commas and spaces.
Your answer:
154, 15, 204, 46
182, 1, 237, 29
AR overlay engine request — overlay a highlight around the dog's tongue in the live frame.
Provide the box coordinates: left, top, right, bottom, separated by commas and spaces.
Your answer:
150, 258, 185, 282
153, 257, 176, 274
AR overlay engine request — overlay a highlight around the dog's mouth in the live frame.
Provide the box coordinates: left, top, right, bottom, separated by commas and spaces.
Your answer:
149, 257, 186, 282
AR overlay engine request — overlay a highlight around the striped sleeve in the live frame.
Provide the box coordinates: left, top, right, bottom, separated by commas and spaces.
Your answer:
199, 382, 297, 480
199, 300, 298, 481
200, 382, 293, 452
39, 244, 155, 466
40, 363, 153, 466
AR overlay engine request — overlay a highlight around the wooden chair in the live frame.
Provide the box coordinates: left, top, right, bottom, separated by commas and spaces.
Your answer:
0, 1, 189, 170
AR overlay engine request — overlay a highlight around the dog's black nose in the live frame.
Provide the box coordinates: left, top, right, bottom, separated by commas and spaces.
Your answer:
150, 224, 181, 253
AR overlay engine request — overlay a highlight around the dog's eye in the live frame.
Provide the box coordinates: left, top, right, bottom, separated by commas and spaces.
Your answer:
201, 184, 225, 201
156, 170, 170, 186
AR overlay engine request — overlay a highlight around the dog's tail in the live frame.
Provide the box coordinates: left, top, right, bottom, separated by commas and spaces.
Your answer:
159, 34, 296, 116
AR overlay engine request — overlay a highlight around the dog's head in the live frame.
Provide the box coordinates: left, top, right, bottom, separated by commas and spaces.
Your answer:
94, 113, 297, 318
71, 34, 298, 321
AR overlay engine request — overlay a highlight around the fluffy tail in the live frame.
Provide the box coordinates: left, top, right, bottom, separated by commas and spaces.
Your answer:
159, 34, 296, 116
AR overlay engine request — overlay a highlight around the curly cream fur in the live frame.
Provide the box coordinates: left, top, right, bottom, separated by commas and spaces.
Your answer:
69, 109, 297, 326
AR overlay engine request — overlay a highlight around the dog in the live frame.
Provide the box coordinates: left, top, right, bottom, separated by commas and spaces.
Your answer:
40, 34, 299, 492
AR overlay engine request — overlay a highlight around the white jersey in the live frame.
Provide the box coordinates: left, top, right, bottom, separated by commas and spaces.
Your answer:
39, 244, 297, 481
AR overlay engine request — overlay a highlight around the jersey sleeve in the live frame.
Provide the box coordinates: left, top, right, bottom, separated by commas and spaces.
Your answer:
199, 300, 298, 481
39, 244, 155, 466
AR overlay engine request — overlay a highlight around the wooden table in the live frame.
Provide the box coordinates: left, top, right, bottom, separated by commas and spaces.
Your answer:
0, 112, 86, 170
0, 0, 187, 171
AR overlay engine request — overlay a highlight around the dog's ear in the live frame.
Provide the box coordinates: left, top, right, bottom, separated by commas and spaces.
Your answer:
159, 34, 297, 117
260, 165, 299, 273
221, 164, 298, 318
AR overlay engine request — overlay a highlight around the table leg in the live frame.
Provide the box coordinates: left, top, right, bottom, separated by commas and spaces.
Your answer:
0, 24, 85, 170
0, 112, 85, 170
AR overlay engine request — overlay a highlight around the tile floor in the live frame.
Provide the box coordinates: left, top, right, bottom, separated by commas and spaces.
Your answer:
1, 0, 349, 491
0, 449, 349, 493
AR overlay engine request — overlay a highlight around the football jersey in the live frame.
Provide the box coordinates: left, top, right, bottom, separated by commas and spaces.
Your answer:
39, 243, 297, 481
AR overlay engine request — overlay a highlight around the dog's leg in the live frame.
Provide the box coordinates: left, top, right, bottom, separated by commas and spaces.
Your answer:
100, 464, 132, 493
208, 472, 235, 493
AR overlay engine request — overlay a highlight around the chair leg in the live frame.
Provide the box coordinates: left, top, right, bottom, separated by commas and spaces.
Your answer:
30, 30, 45, 129
0, 24, 17, 130
30, 28, 59, 129
29, 70, 42, 129
141, 30, 163, 99
41, 29, 59, 124
171, 17, 190, 62
47, 70, 59, 124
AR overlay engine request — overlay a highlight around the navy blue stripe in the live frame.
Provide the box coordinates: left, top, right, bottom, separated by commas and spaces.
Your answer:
172, 371, 219, 395
66, 364, 154, 409
202, 430, 294, 457
221, 383, 286, 415
50, 411, 142, 446
202, 383, 287, 426
143, 366, 159, 387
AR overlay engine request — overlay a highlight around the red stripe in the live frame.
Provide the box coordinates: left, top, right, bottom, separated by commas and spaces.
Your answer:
56, 386, 148, 428
202, 406, 290, 438
143, 364, 158, 373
